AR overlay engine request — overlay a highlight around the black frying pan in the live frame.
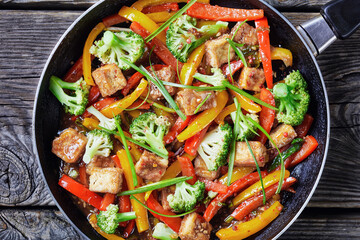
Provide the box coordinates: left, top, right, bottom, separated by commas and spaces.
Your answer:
32, 0, 360, 239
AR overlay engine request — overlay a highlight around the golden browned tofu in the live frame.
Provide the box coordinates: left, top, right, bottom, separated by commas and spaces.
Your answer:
175, 89, 217, 116
238, 67, 266, 92
92, 64, 127, 97
179, 212, 212, 240
230, 22, 258, 46
86, 155, 116, 174
149, 66, 177, 101
135, 150, 168, 182
89, 167, 123, 194
194, 156, 220, 181
269, 124, 297, 148
52, 128, 87, 163
205, 34, 235, 68
234, 141, 268, 167
160, 187, 175, 211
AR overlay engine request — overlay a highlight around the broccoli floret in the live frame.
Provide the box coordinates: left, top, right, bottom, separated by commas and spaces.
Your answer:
273, 70, 310, 126
167, 180, 205, 212
97, 204, 136, 234
90, 30, 144, 70
166, 15, 228, 62
193, 67, 226, 87
86, 106, 120, 131
129, 112, 170, 158
230, 112, 259, 141
82, 129, 113, 164
152, 222, 179, 240
49, 76, 89, 116
197, 123, 233, 171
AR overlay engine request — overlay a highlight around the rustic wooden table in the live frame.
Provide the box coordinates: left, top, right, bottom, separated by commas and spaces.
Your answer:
0, 0, 359, 239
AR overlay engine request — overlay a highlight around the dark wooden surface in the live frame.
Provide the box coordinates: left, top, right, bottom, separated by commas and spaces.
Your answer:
0, 0, 359, 239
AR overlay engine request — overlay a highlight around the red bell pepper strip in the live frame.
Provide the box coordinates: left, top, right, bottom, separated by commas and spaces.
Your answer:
102, 14, 126, 27
203, 171, 267, 222
82, 97, 117, 118
255, 17, 273, 89
231, 177, 297, 220
142, 2, 179, 13
289, 135, 318, 168
146, 193, 182, 233
221, 59, 244, 81
118, 195, 132, 227
178, 156, 197, 185
164, 116, 192, 144
88, 86, 101, 106
111, 155, 122, 169
295, 114, 314, 138
184, 124, 210, 156
99, 193, 116, 211
254, 88, 275, 144
78, 164, 88, 187
187, 3, 264, 21
130, 22, 182, 70
58, 175, 103, 209
63, 56, 85, 83
128, 99, 152, 110
200, 179, 228, 194
123, 220, 135, 238
122, 64, 165, 96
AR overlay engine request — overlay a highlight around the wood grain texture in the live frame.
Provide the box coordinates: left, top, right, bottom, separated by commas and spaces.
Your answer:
0, 0, 332, 10
0, 9, 359, 210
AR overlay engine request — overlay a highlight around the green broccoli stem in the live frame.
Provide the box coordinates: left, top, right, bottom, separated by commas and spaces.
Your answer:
145, 131, 168, 158
87, 106, 110, 125
83, 137, 105, 164
104, 31, 131, 50
51, 75, 79, 90
119, 176, 192, 196
49, 76, 78, 107
115, 212, 137, 222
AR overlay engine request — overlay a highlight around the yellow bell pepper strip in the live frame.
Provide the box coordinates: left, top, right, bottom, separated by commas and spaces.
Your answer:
144, 97, 176, 113
89, 214, 125, 240
83, 22, 105, 86
131, 0, 209, 11
146, 11, 177, 23
216, 201, 283, 240
231, 170, 290, 207
127, 110, 142, 119
177, 90, 229, 142
82, 117, 100, 130
118, 6, 166, 44
219, 167, 255, 184
101, 79, 148, 118
117, 149, 149, 233
271, 46, 293, 67
214, 103, 236, 124
180, 44, 206, 85
229, 89, 262, 113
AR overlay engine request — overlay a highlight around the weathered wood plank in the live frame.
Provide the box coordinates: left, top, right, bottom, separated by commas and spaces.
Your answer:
0, 0, 332, 10
0, 208, 359, 239
0, 10, 359, 209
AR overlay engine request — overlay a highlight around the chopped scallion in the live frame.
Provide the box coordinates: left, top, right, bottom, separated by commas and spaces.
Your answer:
194, 93, 211, 114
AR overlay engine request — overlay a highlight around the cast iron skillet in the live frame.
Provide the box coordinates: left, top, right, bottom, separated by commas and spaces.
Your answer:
32, 0, 360, 239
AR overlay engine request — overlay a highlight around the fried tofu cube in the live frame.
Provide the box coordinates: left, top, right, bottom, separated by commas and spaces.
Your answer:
149, 66, 177, 101
135, 151, 168, 182
179, 212, 212, 240
175, 89, 217, 116
269, 124, 297, 149
194, 156, 220, 181
205, 34, 235, 68
234, 141, 268, 168
230, 22, 258, 46
92, 64, 127, 97
89, 167, 123, 194
238, 67, 266, 92
52, 128, 87, 163
86, 155, 116, 174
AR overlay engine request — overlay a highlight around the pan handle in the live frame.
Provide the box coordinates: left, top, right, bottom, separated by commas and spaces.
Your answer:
296, 0, 360, 56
